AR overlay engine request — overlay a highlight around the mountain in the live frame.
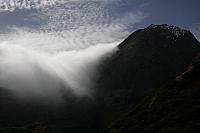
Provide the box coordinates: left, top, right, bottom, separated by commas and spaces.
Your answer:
0, 24, 200, 133
98, 24, 200, 115
98, 24, 200, 132
103, 53, 200, 133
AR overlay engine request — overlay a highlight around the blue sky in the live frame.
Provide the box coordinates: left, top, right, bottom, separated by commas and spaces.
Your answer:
137, 0, 200, 39
0, 0, 200, 42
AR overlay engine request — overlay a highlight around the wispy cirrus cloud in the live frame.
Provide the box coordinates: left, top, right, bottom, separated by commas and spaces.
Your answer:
0, 0, 146, 48
189, 23, 200, 41
0, 0, 57, 12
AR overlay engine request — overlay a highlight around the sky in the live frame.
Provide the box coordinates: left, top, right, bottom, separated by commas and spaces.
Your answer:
0, 0, 199, 41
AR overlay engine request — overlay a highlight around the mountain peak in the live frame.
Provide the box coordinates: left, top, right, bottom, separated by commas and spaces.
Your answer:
119, 24, 198, 50
147, 24, 188, 38
98, 24, 200, 112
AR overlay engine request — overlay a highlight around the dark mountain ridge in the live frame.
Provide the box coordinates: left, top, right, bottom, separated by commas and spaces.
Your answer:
96, 24, 200, 132
98, 24, 200, 113
99, 24, 200, 93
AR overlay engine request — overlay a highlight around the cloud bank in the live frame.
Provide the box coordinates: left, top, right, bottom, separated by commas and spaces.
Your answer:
0, 31, 120, 102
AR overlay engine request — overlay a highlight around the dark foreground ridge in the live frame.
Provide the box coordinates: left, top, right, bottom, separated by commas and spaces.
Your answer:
0, 24, 200, 133
103, 52, 200, 133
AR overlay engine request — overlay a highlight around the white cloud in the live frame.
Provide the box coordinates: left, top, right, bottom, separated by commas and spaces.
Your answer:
0, 0, 145, 49
189, 23, 200, 41
0, 34, 120, 102
0, 0, 125, 12
0, 0, 57, 11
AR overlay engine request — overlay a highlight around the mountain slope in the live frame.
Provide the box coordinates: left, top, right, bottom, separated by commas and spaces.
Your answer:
98, 24, 200, 114
104, 54, 200, 133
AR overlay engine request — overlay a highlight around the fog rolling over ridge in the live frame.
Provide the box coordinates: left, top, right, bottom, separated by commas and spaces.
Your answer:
0, 30, 119, 101
0, 0, 144, 102
1, 1, 200, 133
